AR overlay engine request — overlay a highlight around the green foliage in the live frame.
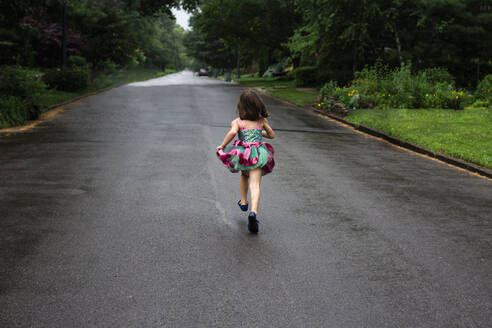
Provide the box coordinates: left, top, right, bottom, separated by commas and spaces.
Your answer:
320, 64, 470, 110
43, 67, 90, 92
421, 68, 455, 87
0, 66, 45, 112
0, 66, 45, 126
0, 95, 30, 128
99, 59, 118, 74
0, 66, 44, 98
294, 66, 317, 87
320, 81, 338, 100
190, 0, 300, 72
67, 55, 89, 69
475, 74, 492, 107
290, 0, 492, 87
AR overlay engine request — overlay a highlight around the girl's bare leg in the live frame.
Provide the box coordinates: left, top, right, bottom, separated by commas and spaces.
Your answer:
248, 168, 262, 214
240, 172, 249, 205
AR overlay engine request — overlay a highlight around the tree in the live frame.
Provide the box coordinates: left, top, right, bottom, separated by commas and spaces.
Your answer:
190, 0, 300, 76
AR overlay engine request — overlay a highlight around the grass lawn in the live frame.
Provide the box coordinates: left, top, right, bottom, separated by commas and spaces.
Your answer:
267, 88, 318, 106
235, 76, 317, 106
37, 67, 176, 110
235, 76, 295, 88
345, 108, 492, 168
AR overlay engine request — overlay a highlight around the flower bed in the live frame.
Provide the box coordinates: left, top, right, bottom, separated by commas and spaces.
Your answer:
318, 64, 473, 111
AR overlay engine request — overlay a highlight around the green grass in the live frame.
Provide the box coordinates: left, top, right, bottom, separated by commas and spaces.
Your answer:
37, 89, 80, 109
235, 76, 295, 88
37, 67, 176, 110
267, 87, 318, 106
346, 108, 492, 168
234, 76, 317, 106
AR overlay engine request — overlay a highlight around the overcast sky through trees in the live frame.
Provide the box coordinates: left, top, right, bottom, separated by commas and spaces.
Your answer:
172, 8, 191, 30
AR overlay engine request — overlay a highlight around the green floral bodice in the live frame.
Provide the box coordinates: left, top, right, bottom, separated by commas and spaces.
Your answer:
238, 129, 263, 143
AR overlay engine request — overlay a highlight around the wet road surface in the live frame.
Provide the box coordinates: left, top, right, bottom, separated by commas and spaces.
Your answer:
1, 71, 491, 327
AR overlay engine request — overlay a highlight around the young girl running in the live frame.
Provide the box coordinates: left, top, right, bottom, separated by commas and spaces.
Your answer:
216, 90, 275, 233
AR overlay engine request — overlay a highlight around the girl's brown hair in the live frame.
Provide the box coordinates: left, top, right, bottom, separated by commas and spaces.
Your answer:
237, 89, 269, 121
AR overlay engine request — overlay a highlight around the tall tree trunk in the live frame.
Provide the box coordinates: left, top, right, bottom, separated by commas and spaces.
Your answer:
236, 48, 240, 79
61, 2, 67, 69
392, 23, 403, 66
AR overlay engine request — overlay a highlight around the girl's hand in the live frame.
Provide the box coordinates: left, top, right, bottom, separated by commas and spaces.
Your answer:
216, 145, 224, 151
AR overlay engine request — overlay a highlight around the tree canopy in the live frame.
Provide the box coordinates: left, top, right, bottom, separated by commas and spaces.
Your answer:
185, 0, 492, 87
0, 0, 198, 69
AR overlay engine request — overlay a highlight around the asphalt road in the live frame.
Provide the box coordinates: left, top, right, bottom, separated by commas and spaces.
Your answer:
1, 71, 491, 327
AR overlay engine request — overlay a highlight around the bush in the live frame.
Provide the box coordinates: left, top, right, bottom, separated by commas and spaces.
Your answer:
294, 66, 318, 87
422, 67, 455, 86
320, 64, 469, 110
475, 74, 492, 107
43, 67, 90, 92
320, 81, 338, 99
99, 59, 118, 74
0, 95, 31, 128
0, 66, 46, 105
67, 55, 89, 70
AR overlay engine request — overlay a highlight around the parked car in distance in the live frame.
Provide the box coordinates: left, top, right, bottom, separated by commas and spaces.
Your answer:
198, 68, 208, 76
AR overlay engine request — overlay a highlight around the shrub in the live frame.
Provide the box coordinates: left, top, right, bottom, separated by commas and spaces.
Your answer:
99, 59, 118, 74
475, 74, 492, 107
320, 81, 338, 99
0, 95, 31, 128
67, 55, 89, 69
320, 64, 469, 110
422, 67, 455, 86
294, 66, 317, 87
0, 66, 46, 105
43, 67, 90, 92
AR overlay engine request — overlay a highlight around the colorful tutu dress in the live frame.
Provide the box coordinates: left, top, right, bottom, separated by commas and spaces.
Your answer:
217, 118, 275, 175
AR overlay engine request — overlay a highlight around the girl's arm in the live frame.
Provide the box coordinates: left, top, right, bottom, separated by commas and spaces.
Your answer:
217, 119, 239, 150
261, 118, 275, 139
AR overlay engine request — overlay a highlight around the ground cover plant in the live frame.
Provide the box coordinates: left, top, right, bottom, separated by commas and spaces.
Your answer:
345, 108, 492, 168
318, 64, 473, 110
235, 75, 317, 106
267, 88, 318, 106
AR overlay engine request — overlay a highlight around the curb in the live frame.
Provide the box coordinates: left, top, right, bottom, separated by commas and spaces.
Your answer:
311, 108, 492, 179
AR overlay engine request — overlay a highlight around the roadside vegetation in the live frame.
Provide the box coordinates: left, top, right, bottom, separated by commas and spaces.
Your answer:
346, 108, 492, 168
0, 1, 192, 129
233, 76, 317, 106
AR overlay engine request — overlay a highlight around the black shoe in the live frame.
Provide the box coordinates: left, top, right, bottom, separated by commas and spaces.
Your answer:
248, 212, 259, 234
238, 200, 248, 212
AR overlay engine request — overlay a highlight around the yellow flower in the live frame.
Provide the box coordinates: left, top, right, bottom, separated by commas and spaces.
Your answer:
426, 94, 429, 97
318, 103, 321, 107
456, 95, 459, 99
